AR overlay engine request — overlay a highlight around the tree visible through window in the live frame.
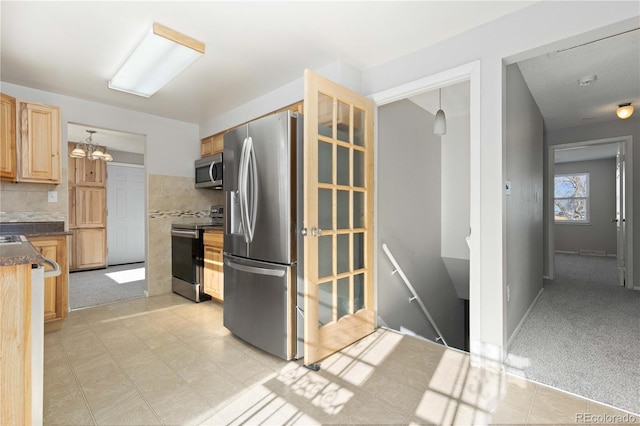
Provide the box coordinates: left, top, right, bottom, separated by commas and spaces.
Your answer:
554, 173, 589, 223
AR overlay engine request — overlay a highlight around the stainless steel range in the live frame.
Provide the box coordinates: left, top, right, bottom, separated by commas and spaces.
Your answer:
171, 206, 224, 302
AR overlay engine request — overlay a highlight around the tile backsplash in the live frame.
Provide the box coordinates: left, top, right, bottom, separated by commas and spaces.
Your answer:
0, 169, 68, 224
147, 173, 223, 296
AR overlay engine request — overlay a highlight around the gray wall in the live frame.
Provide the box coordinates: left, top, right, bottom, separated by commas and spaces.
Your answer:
544, 116, 639, 288
555, 158, 617, 254
377, 99, 465, 350
505, 64, 544, 341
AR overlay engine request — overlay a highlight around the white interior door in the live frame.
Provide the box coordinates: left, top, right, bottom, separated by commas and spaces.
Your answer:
107, 164, 145, 265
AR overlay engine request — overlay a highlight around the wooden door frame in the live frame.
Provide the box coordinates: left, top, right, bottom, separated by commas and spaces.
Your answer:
370, 60, 482, 357
547, 136, 634, 289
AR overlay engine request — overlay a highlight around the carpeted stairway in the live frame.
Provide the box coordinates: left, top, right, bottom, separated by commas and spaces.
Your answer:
506, 254, 640, 415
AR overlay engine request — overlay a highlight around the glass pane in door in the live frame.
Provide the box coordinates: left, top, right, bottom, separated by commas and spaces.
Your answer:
337, 233, 350, 274
337, 100, 350, 143
354, 107, 365, 146
337, 190, 349, 229
318, 141, 333, 184
337, 146, 350, 186
318, 93, 333, 138
318, 281, 333, 325
318, 188, 332, 231
318, 235, 333, 279
337, 277, 350, 319
354, 273, 364, 312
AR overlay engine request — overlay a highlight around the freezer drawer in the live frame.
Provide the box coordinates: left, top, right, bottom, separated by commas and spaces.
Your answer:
223, 255, 296, 360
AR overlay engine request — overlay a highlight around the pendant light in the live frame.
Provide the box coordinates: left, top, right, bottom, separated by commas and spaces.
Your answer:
434, 88, 447, 136
68, 130, 113, 162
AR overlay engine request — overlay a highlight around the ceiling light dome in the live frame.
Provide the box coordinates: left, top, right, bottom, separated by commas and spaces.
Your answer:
616, 103, 634, 120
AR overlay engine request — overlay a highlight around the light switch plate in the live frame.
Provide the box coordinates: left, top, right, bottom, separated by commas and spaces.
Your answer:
47, 191, 58, 203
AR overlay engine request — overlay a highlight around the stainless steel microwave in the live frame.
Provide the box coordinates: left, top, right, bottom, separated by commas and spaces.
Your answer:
195, 153, 223, 189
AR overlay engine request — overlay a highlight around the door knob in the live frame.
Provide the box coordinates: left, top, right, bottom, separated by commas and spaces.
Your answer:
311, 227, 322, 237
612, 218, 619, 223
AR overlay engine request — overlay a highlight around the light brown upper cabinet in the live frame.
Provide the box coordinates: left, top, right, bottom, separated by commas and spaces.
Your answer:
75, 156, 106, 186
200, 133, 223, 158
0, 93, 17, 180
17, 100, 61, 183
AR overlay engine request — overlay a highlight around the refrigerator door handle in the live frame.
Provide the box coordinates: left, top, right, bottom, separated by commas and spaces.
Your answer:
238, 137, 250, 243
247, 137, 258, 243
224, 258, 286, 277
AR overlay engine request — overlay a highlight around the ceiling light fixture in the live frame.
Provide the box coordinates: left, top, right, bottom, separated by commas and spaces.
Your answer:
69, 130, 113, 162
108, 23, 205, 98
434, 88, 447, 136
616, 103, 634, 120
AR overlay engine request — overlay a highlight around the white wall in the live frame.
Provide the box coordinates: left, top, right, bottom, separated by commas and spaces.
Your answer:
555, 158, 617, 255
441, 114, 470, 260
1, 82, 200, 177
504, 64, 544, 341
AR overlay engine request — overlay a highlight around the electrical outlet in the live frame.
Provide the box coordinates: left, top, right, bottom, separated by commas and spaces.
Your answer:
47, 191, 58, 203
507, 284, 510, 302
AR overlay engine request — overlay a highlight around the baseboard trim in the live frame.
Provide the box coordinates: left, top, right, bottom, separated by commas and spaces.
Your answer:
507, 287, 544, 350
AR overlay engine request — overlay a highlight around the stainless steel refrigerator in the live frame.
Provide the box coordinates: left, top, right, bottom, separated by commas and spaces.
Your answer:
223, 110, 302, 360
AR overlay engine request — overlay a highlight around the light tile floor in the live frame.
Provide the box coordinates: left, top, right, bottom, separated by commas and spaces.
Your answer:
44, 293, 636, 425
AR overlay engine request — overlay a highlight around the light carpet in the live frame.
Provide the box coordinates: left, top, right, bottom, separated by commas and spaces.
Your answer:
506, 254, 640, 414
69, 262, 146, 310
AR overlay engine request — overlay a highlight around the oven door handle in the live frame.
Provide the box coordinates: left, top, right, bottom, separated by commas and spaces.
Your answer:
171, 229, 199, 238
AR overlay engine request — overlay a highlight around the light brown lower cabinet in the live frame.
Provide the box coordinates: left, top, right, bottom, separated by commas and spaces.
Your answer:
0, 263, 31, 426
203, 231, 223, 301
28, 235, 68, 332
72, 228, 106, 271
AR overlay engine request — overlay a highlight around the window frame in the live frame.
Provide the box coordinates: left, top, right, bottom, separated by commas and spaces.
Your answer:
554, 172, 591, 225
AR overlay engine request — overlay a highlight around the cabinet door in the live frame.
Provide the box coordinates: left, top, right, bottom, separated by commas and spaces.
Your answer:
18, 101, 60, 183
201, 133, 224, 157
75, 187, 106, 227
75, 156, 106, 186
211, 134, 223, 154
201, 136, 213, 158
29, 236, 68, 324
75, 228, 106, 269
0, 93, 17, 180
204, 244, 224, 300
203, 231, 223, 300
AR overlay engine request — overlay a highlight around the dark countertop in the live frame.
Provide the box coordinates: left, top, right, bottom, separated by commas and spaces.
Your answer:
0, 238, 46, 267
0, 222, 68, 266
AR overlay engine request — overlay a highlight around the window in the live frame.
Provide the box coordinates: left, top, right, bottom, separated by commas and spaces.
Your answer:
554, 173, 589, 223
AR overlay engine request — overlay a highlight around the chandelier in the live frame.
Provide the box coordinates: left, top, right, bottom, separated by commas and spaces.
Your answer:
69, 130, 113, 162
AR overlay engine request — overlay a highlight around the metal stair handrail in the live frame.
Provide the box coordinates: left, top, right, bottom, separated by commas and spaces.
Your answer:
382, 243, 449, 347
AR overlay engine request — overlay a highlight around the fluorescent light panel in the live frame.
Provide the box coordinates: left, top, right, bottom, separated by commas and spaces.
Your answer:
109, 23, 204, 98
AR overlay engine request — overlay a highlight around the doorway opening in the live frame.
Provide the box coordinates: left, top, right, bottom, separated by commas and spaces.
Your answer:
548, 137, 633, 288
372, 61, 480, 354
67, 123, 147, 309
